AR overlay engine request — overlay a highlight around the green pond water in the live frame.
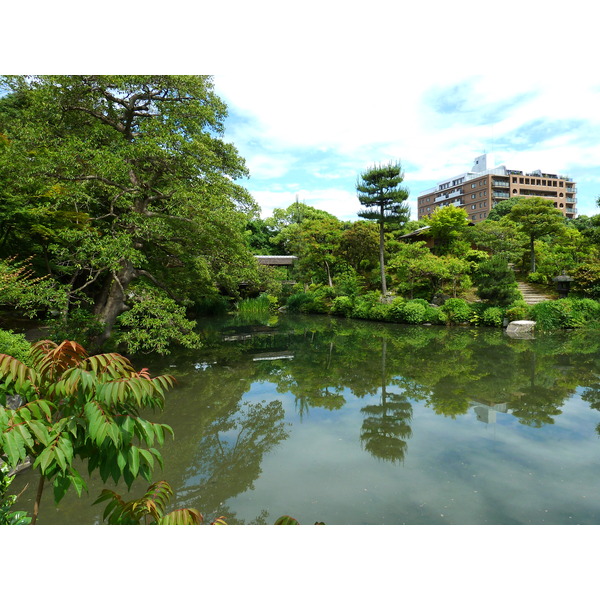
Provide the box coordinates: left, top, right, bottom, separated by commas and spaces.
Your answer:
12, 314, 600, 525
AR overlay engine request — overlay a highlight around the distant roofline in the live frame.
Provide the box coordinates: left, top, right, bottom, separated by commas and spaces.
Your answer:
418, 153, 573, 197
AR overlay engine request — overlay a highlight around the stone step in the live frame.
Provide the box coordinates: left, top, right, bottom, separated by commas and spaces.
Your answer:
516, 282, 552, 305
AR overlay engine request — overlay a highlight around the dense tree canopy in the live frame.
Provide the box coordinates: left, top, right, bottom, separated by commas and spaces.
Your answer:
0, 76, 259, 352
507, 196, 567, 272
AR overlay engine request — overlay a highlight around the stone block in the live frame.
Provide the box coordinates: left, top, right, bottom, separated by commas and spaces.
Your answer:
506, 320, 536, 338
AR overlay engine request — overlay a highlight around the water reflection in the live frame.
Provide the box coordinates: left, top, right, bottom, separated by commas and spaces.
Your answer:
12, 315, 600, 524
152, 316, 600, 511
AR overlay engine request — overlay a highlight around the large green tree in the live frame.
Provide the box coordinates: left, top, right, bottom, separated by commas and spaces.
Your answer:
356, 161, 410, 295
507, 196, 566, 273
0, 76, 258, 351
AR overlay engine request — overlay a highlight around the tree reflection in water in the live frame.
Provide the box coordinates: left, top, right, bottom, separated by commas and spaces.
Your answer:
142, 315, 600, 522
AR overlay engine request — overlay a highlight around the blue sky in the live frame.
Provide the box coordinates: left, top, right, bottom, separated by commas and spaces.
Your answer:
214, 72, 600, 221
7, 0, 599, 225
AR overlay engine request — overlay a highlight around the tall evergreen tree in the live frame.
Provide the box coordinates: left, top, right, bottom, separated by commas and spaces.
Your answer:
507, 196, 566, 273
356, 161, 409, 295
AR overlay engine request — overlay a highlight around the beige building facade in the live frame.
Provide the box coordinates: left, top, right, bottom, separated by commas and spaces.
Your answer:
417, 154, 577, 222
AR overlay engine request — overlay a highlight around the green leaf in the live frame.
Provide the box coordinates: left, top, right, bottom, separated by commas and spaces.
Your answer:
28, 420, 51, 445
129, 445, 140, 477
68, 469, 87, 497
53, 474, 71, 504
274, 515, 300, 525
3, 430, 25, 466
35, 445, 55, 475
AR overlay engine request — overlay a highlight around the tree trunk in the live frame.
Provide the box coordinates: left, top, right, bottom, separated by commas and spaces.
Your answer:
93, 261, 137, 347
324, 261, 333, 287
379, 218, 387, 296
530, 235, 536, 273
31, 474, 45, 525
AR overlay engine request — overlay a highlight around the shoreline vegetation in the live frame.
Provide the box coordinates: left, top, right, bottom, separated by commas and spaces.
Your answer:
2, 75, 600, 525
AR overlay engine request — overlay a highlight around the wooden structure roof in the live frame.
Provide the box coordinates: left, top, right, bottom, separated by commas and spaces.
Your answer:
255, 255, 298, 266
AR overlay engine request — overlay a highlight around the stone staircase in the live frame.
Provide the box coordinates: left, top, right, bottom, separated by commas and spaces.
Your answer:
517, 281, 553, 305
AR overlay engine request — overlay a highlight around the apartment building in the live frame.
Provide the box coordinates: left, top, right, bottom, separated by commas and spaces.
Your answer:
417, 154, 577, 222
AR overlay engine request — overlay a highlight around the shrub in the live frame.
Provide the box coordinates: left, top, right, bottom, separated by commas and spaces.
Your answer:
334, 271, 363, 298
505, 301, 530, 322
473, 254, 520, 306
527, 271, 549, 285
351, 291, 381, 320
529, 299, 582, 330
0, 329, 31, 364
482, 306, 504, 328
369, 302, 392, 321
401, 301, 427, 324
441, 298, 472, 324
571, 261, 600, 299
286, 292, 313, 313
571, 298, 600, 325
388, 297, 406, 322
423, 305, 446, 325
236, 293, 272, 317
331, 295, 354, 317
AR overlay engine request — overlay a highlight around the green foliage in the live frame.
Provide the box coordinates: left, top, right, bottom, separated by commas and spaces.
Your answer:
505, 301, 530, 322
333, 269, 364, 298
95, 479, 321, 525
399, 301, 428, 324
467, 219, 527, 263
236, 293, 274, 318
0, 339, 176, 523
0, 462, 31, 524
481, 306, 504, 328
529, 298, 600, 330
507, 196, 567, 272
331, 295, 354, 317
115, 285, 201, 355
527, 271, 548, 285
0, 76, 257, 350
0, 257, 67, 318
47, 308, 104, 349
571, 259, 600, 299
95, 480, 204, 525
286, 292, 313, 313
473, 254, 520, 306
425, 205, 470, 251
441, 298, 473, 324
356, 160, 410, 295
487, 198, 520, 221
193, 295, 231, 316
351, 291, 383, 320
0, 329, 31, 364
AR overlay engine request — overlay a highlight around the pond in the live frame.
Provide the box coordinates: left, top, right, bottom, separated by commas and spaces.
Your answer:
12, 314, 600, 525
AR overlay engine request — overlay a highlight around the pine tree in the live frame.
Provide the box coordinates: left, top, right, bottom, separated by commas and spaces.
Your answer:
356, 161, 410, 295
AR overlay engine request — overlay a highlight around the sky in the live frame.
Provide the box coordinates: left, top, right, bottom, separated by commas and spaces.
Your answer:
5, 1, 600, 225
213, 71, 600, 221
3, 0, 597, 587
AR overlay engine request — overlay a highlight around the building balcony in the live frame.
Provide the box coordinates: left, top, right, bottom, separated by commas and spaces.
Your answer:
492, 180, 509, 187
566, 207, 578, 214
492, 191, 510, 199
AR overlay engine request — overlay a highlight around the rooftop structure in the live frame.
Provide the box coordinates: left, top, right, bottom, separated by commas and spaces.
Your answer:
255, 255, 298, 266
417, 154, 577, 222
